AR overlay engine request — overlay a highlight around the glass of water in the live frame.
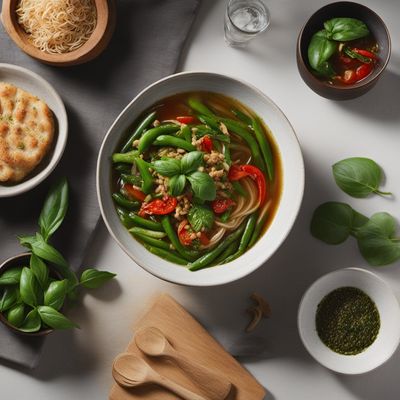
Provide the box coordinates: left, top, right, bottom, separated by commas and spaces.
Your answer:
224, 0, 271, 47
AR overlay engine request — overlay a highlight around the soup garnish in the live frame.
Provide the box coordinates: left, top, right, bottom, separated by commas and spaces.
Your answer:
111, 92, 282, 270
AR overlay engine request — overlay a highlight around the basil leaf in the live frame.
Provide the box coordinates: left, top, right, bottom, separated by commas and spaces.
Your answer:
308, 30, 337, 74
181, 151, 204, 174
0, 266, 22, 286
188, 205, 215, 232
20, 267, 42, 307
169, 174, 186, 196
18, 235, 37, 248
44, 280, 68, 311
310, 202, 354, 244
30, 254, 49, 289
38, 306, 79, 329
324, 18, 369, 41
355, 213, 400, 266
0, 286, 19, 312
79, 269, 116, 289
152, 158, 181, 177
19, 309, 41, 333
39, 178, 68, 242
332, 157, 390, 198
187, 171, 216, 201
352, 210, 369, 229
6, 304, 26, 328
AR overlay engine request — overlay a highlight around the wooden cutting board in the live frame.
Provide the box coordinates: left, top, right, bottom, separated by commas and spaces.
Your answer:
109, 294, 266, 400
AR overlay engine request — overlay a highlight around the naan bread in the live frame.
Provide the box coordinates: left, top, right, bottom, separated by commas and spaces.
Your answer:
0, 82, 54, 183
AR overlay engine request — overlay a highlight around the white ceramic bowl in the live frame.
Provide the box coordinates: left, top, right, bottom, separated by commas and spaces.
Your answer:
298, 267, 400, 374
0, 63, 68, 197
97, 72, 304, 286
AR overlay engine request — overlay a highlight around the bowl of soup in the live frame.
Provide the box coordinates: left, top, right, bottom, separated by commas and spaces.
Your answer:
97, 72, 304, 286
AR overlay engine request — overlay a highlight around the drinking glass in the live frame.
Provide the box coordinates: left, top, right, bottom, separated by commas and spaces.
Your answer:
224, 0, 271, 47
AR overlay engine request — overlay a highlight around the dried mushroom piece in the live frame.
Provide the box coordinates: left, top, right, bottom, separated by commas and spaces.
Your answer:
245, 292, 271, 333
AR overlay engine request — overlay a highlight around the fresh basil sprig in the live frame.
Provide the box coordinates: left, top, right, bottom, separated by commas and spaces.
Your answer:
324, 18, 369, 41
188, 205, 215, 232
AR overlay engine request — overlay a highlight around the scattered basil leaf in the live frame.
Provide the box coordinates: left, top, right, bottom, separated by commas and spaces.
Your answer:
324, 18, 369, 41
0, 286, 19, 312
20, 267, 42, 307
0, 266, 22, 286
39, 178, 68, 242
79, 269, 116, 289
19, 308, 41, 333
37, 306, 79, 329
332, 157, 391, 198
6, 304, 25, 328
310, 202, 354, 244
352, 210, 369, 229
44, 280, 68, 311
30, 254, 49, 289
308, 30, 337, 76
187, 171, 216, 201
355, 213, 400, 266
168, 174, 186, 196
152, 158, 181, 177
188, 205, 215, 232
181, 151, 204, 174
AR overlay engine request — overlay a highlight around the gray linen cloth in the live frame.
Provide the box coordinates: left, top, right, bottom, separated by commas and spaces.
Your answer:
0, 0, 200, 368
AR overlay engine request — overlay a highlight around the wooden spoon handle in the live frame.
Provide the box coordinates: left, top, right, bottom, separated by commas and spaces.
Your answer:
156, 374, 208, 400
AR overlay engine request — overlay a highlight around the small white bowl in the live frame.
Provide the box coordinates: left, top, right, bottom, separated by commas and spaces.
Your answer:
298, 267, 400, 374
97, 71, 304, 286
0, 63, 68, 197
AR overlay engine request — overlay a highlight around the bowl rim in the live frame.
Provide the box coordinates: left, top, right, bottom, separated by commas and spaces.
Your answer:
97, 71, 305, 286
0, 63, 68, 197
297, 267, 400, 374
297, 0, 392, 91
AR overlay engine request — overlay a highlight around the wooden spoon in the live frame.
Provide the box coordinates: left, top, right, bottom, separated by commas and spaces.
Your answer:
112, 353, 207, 400
135, 327, 232, 400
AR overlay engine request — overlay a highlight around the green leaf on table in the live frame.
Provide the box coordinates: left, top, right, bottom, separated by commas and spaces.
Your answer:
354, 212, 400, 266
30, 253, 49, 289
188, 205, 215, 232
37, 306, 79, 329
187, 171, 216, 201
44, 280, 68, 311
19, 308, 41, 333
152, 158, 181, 177
168, 174, 186, 196
332, 157, 390, 198
79, 269, 116, 289
181, 151, 204, 174
39, 178, 69, 242
20, 267, 42, 307
0, 266, 23, 286
6, 304, 26, 328
310, 202, 354, 244
324, 18, 369, 41
307, 30, 337, 76
0, 286, 19, 312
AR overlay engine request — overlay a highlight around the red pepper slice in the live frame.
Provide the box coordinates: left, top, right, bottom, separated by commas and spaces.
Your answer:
355, 63, 373, 81
228, 164, 248, 180
352, 48, 377, 60
178, 219, 193, 246
200, 135, 213, 153
199, 232, 210, 245
211, 198, 235, 214
139, 196, 177, 217
123, 184, 146, 202
176, 116, 195, 124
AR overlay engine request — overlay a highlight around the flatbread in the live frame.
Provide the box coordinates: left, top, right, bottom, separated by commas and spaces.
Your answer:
0, 82, 54, 183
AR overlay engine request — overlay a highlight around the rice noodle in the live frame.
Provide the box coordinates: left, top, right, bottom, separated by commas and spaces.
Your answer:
16, 0, 97, 54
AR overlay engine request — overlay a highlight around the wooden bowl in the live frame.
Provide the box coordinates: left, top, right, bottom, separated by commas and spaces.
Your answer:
1, 0, 116, 66
297, 1, 391, 100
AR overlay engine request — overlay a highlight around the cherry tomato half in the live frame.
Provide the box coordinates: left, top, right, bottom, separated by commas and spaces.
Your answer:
355, 63, 373, 81
200, 135, 213, 153
178, 220, 193, 246
176, 116, 195, 124
139, 196, 177, 217
123, 184, 146, 202
212, 198, 235, 214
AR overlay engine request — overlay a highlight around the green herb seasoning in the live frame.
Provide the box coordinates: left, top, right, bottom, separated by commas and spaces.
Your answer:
316, 286, 380, 355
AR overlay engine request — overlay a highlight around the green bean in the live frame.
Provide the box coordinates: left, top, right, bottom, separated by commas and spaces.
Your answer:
112, 193, 140, 210
132, 233, 170, 251
198, 114, 220, 130
129, 227, 166, 239
112, 150, 138, 164
120, 173, 142, 186
180, 125, 192, 143
231, 109, 252, 126
121, 111, 157, 153
116, 207, 135, 228
126, 212, 164, 231
232, 181, 248, 197
134, 157, 153, 194
223, 143, 231, 165
188, 98, 214, 117
153, 135, 196, 152
213, 240, 239, 265
114, 163, 132, 173
143, 244, 188, 266
161, 216, 200, 261
252, 117, 274, 181
188, 219, 248, 271
248, 212, 269, 248
138, 124, 180, 153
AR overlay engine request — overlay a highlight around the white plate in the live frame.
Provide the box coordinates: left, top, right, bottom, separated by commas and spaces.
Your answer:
0, 63, 68, 197
298, 267, 400, 374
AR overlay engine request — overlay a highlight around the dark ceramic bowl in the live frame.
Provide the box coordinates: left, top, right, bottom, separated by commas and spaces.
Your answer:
0, 253, 60, 336
297, 1, 391, 100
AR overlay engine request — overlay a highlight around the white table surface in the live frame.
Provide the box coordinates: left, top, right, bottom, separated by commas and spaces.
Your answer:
1, 0, 400, 398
